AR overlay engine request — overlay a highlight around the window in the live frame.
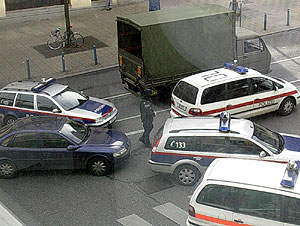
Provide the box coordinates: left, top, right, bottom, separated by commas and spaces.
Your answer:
239, 189, 281, 221
244, 38, 264, 53
251, 77, 274, 94
285, 196, 300, 225
0, 92, 15, 106
195, 136, 227, 153
11, 132, 39, 148
201, 84, 226, 104
1, 135, 14, 147
173, 81, 198, 105
196, 184, 237, 211
228, 137, 263, 155
226, 79, 250, 99
59, 120, 89, 144
40, 133, 72, 148
15, 94, 34, 109
165, 136, 194, 151
37, 96, 58, 112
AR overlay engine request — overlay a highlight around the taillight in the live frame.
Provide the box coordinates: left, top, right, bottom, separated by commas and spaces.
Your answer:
171, 97, 175, 106
137, 66, 142, 78
189, 108, 202, 116
119, 56, 123, 67
151, 137, 161, 156
188, 205, 195, 217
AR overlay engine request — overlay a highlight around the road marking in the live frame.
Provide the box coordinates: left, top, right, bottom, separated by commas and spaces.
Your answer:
153, 202, 188, 226
271, 55, 300, 65
290, 79, 300, 84
0, 202, 24, 226
103, 92, 132, 100
125, 129, 144, 136
117, 214, 153, 226
116, 108, 171, 123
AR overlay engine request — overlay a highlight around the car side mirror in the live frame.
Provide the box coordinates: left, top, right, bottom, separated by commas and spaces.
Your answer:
259, 151, 267, 158
273, 84, 279, 91
67, 145, 78, 151
52, 108, 61, 113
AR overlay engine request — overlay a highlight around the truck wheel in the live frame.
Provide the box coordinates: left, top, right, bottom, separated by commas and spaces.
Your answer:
0, 160, 17, 179
174, 164, 201, 186
278, 97, 295, 116
4, 115, 17, 125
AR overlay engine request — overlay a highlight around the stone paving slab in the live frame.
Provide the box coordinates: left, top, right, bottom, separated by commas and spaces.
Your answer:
0, 0, 299, 87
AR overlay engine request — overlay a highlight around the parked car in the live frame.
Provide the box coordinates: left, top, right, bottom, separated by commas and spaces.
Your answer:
187, 158, 300, 226
0, 116, 130, 178
171, 62, 300, 118
150, 112, 300, 185
0, 78, 118, 126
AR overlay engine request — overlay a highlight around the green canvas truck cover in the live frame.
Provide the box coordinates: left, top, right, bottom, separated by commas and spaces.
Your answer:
117, 4, 236, 84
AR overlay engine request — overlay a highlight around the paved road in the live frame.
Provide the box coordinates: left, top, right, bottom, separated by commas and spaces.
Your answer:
1, 30, 300, 226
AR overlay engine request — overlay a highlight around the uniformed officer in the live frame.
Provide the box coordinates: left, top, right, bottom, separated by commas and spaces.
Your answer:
139, 89, 156, 147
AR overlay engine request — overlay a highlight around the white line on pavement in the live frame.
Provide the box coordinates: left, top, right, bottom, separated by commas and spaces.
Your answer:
117, 214, 153, 226
271, 55, 300, 65
290, 79, 300, 84
125, 129, 144, 136
103, 92, 132, 100
0, 202, 24, 226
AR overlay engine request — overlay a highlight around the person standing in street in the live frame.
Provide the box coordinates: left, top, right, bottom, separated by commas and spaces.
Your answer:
106, 0, 111, 10
139, 89, 156, 147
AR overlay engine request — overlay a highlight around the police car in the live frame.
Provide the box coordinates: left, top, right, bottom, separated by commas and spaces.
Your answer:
149, 112, 300, 186
187, 158, 300, 226
171, 62, 300, 118
0, 78, 118, 126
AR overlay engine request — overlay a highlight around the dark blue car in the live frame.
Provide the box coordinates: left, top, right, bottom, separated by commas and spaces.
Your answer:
0, 116, 130, 178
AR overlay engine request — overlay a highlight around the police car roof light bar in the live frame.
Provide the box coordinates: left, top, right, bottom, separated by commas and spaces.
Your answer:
281, 160, 300, 188
224, 62, 248, 74
219, 112, 231, 132
31, 78, 56, 92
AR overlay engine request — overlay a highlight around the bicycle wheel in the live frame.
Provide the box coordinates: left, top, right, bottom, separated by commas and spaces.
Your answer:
70, 33, 84, 48
47, 34, 62, 50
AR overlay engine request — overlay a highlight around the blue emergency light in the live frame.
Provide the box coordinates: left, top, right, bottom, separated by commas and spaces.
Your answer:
281, 160, 300, 188
31, 78, 56, 92
224, 62, 248, 74
219, 112, 231, 132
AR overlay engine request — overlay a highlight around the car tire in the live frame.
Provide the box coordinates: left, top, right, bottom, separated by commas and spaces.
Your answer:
4, 115, 17, 125
174, 164, 201, 186
87, 158, 111, 176
0, 160, 17, 179
278, 97, 295, 116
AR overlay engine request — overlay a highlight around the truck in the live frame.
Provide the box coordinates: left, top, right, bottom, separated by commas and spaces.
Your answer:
117, 4, 271, 95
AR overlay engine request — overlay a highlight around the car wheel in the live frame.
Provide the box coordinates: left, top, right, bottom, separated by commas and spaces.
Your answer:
4, 115, 17, 125
278, 97, 295, 116
174, 164, 200, 186
87, 158, 111, 176
0, 161, 17, 179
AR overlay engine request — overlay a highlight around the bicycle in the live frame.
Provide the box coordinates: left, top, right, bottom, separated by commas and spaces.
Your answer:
47, 25, 84, 50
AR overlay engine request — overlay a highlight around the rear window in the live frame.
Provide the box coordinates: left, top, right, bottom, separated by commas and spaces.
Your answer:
173, 81, 198, 105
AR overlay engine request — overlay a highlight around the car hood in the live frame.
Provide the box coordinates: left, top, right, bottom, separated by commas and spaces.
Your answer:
85, 128, 128, 147
282, 133, 300, 153
68, 96, 114, 118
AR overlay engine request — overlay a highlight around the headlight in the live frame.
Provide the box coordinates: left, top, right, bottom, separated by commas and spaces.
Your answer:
113, 148, 127, 157
96, 117, 104, 123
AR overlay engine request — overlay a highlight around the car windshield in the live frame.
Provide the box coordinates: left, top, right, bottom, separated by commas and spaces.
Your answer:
252, 122, 284, 154
59, 119, 89, 144
52, 87, 88, 111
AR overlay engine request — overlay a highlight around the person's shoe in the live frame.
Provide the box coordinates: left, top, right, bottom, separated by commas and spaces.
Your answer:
139, 137, 145, 144
106, 7, 112, 11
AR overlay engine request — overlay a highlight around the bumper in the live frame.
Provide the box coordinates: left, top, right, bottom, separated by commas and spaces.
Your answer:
87, 110, 118, 127
149, 159, 172, 174
114, 146, 131, 168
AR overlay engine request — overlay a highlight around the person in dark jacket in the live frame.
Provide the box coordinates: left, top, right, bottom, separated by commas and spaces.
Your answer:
139, 89, 156, 147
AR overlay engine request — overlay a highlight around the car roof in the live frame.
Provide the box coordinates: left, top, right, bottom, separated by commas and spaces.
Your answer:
9, 116, 66, 132
206, 158, 300, 194
1, 80, 67, 96
181, 67, 262, 88
164, 116, 253, 137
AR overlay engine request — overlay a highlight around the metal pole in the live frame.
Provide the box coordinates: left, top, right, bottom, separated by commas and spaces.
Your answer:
26, 59, 31, 79
93, 45, 98, 65
287, 9, 290, 26
62, 51, 66, 72
239, 2, 242, 27
264, 13, 267, 31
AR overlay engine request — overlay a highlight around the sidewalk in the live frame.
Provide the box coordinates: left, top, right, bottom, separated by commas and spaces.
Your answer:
0, 0, 299, 87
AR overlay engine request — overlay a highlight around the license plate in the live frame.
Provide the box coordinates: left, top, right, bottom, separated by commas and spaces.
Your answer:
177, 102, 187, 111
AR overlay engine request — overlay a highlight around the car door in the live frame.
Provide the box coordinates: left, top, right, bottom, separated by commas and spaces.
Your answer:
224, 78, 252, 118
249, 77, 279, 117
284, 195, 300, 226
36, 95, 62, 115
39, 132, 82, 170
234, 188, 283, 226
191, 184, 237, 226
7, 132, 43, 170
